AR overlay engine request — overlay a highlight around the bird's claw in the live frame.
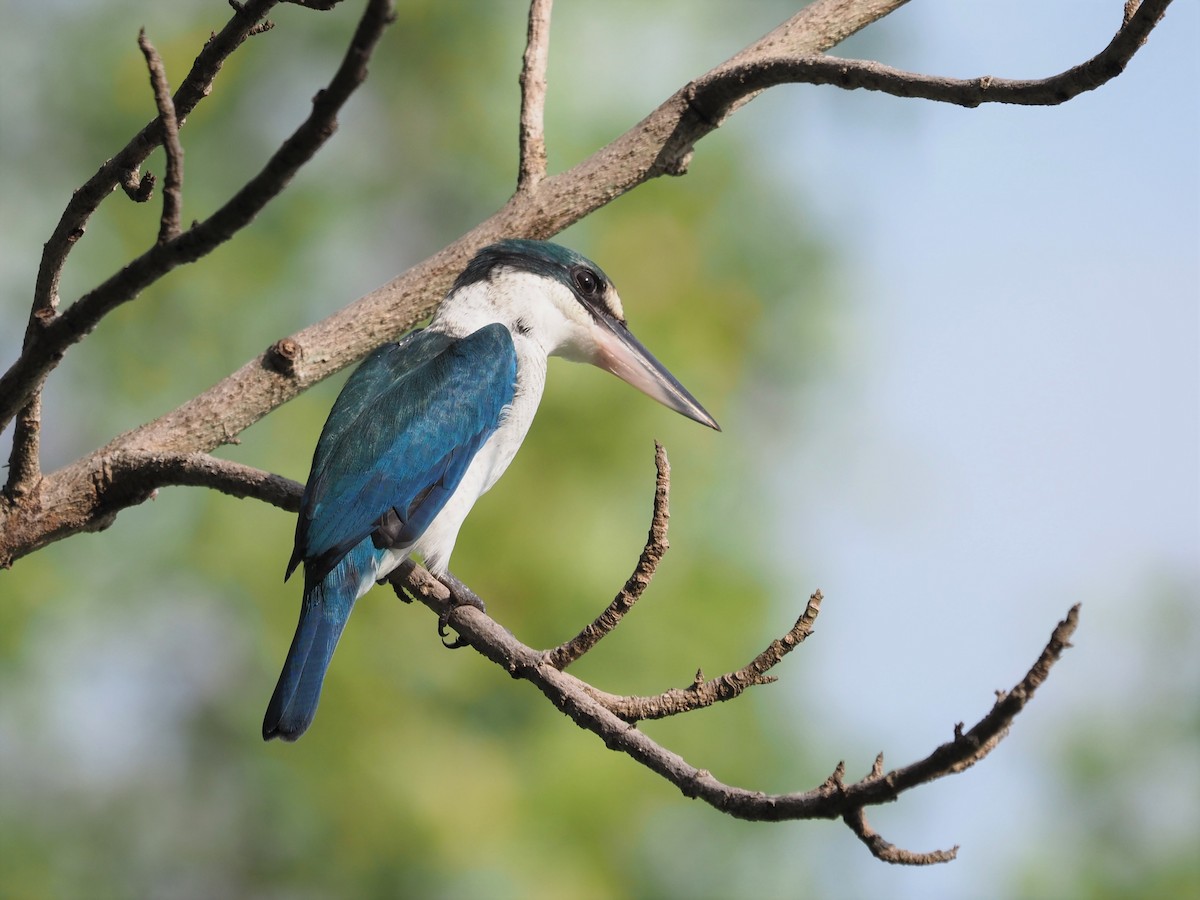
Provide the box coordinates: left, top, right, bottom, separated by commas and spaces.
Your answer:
436, 572, 486, 649
437, 612, 470, 649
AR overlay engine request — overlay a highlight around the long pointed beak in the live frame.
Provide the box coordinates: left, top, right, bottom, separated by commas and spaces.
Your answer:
589, 314, 721, 431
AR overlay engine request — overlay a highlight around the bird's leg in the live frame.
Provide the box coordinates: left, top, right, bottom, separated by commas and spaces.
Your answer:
436, 570, 487, 649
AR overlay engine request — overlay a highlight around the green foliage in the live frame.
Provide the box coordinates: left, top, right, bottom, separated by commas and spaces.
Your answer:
1, 3, 827, 897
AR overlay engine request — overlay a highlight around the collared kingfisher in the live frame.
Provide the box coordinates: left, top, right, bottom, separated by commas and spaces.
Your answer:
263, 239, 719, 741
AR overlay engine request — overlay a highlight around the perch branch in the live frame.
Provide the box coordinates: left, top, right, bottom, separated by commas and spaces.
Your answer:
137, 29, 184, 244
389, 525, 1080, 864
517, 0, 553, 191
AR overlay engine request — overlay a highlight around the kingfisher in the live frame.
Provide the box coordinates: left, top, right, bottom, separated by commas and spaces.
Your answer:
263, 239, 719, 741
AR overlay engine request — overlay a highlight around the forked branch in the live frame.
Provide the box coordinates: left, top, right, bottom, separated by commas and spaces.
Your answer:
387, 447, 1081, 864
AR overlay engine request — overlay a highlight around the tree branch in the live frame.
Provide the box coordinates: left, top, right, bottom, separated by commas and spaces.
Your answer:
113, 0, 1169, 469
687, 0, 1171, 117
0, 0, 283, 504
4, 395, 43, 502
137, 29, 185, 244
386, 468, 1081, 864
70, 0, 912, 471
0, 0, 395, 443
581, 591, 821, 723
0, 0, 1169, 595
517, 0, 553, 192
30, 0, 279, 338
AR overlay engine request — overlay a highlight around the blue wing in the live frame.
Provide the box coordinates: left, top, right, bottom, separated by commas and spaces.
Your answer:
263, 324, 517, 741
288, 323, 517, 585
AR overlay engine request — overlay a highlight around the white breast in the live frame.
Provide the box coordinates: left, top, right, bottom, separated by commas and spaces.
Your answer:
378, 332, 548, 577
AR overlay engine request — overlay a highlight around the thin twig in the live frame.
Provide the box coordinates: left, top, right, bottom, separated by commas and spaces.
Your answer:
138, 29, 184, 243
545, 440, 670, 669
581, 590, 822, 722
843, 805, 959, 865
28, 0, 278, 340
517, 0, 553, 191
0, 0, 396, 440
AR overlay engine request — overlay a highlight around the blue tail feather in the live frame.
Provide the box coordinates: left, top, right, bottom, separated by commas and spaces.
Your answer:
263, 542, 377, 741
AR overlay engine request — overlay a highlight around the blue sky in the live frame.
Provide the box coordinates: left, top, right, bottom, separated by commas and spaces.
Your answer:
741, 3, 1197, 895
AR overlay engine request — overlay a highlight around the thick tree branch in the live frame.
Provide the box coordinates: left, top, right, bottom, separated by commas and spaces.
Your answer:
0, 1, 1171, 584
115, 0, 1169, 468
82, 0, 910, 464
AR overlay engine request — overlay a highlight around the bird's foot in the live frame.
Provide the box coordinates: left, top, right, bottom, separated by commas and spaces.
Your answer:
384, 559, 418, 603
436, 571, 487, 649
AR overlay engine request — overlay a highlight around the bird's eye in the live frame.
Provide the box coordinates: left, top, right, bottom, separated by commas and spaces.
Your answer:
572, 268, 600, 296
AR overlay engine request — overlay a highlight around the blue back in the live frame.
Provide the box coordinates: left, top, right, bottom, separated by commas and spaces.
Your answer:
288, 323, 517, 586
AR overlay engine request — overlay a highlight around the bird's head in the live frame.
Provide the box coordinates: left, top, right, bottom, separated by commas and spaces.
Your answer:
446, 239, 720, 430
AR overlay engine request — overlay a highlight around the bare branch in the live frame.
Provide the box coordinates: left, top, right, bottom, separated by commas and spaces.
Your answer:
87, 0, 907, 466
581, 590, 822, 722
0, 0, 395, 443
0, 451, 302, 568
688, 0, 1171, 120
1, 0, 1172, 586
545, 440, 670, 669
29, 0, 280, 340
517, 0, 553, 192
0, 0, 283, 507
843, 804, 959, 865
109, 452, 304, 510
388, 556, 1079, 863
109, 0, 1168, 472
137, 29, 185, 244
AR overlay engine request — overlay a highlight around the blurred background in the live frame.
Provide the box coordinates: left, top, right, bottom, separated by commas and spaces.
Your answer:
1, 1, 1195, 897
